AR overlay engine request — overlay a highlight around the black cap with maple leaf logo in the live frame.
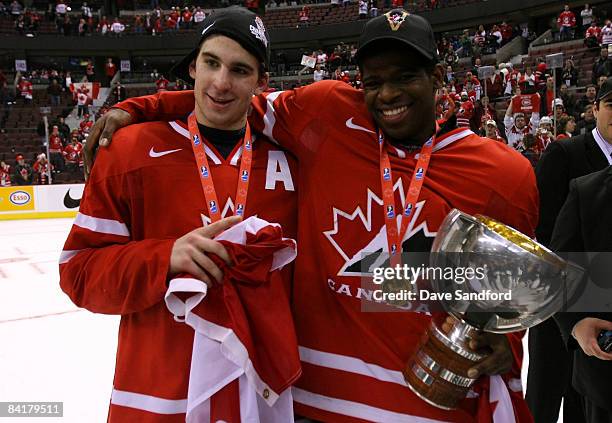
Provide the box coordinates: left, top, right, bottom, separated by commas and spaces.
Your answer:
356, 9, 438, 64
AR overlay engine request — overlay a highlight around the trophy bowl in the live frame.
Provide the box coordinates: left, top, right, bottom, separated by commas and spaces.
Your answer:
404, 209, 584, 410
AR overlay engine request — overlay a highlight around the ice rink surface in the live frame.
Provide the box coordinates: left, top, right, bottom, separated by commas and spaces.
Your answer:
0, 218, 561, 423
0, 218, 118, 423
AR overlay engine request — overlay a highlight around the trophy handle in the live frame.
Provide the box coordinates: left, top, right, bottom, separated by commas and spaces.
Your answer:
405, 314, 487, 410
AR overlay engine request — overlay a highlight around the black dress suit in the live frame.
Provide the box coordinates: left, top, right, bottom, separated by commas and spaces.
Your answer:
526, 131, 609, 423
536, 131, 609, 246
552, 168, 612, 422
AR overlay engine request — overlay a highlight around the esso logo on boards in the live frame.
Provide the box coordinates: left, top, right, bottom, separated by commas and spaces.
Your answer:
9, 191, 31, 206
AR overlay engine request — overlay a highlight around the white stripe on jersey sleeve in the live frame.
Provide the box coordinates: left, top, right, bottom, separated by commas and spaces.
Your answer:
262, 91, 284, 145
110, 389, 187, 415
74, 212, 130, 237
59, 249, 83, 264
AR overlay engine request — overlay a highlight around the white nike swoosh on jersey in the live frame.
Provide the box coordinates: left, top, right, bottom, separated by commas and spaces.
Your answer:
345, 117, 375, 133
201, 21, 215, 35
149, 147, 183, 158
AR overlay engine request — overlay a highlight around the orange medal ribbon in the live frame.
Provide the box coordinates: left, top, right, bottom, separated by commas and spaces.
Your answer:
378, 128, 437, 266
188, 113, 253, 222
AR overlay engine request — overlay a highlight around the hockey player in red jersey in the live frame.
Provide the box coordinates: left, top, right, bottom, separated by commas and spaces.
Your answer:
85, 9, 538, 423
60, 8, 300, 422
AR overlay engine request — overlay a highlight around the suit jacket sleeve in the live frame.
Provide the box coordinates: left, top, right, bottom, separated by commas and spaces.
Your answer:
550, 179, 589, 348
535, 140, 571, 246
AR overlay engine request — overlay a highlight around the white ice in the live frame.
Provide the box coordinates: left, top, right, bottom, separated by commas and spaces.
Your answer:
0, 218, 118, 423
0, 218, 562, 423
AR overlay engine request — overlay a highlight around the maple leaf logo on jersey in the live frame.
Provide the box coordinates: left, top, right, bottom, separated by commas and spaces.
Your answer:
323, 179, 437, 277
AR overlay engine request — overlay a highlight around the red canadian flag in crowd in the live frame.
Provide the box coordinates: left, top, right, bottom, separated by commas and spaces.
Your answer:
69, 82, 101, 103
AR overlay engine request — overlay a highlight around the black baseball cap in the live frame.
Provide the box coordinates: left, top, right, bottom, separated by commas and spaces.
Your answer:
597, 77, 612, 102
356, 9, 438, 64
171, 6, 271, 82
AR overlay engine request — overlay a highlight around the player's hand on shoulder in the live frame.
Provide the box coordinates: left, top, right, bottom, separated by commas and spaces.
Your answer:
84, 108, 133, 180
573, 317, 612, 361
168, 216, 242, 287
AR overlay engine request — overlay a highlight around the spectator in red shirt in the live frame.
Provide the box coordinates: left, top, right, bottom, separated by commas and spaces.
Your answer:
484, 69, 503, 99
169, 7, 179, 24
0, 160, 11, 187
33, 153, 53, 184
500, 21, 513, 45
156, 75, 169, 91
165, 15, 177, 33
17, 76, 33, 104
181, 7, 193, 29
105, 57, 117, 87
298, 6, 309, 28
48, 124, 65, 172
585, 21, 602, 48
80, 114, 94, 137
97, 15, 109, 35
63, 136, 84, 172
558, 5, 576, 41
153, 17, 162, 36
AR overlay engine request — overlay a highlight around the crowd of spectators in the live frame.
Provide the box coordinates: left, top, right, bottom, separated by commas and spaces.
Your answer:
0, 111, 88, 187
1, 0, 496, 37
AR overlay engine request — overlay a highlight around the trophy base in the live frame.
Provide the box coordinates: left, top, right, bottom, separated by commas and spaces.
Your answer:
405, 314, 486, 410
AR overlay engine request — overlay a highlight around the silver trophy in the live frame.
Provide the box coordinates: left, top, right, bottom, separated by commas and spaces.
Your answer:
405, 209, 584, 409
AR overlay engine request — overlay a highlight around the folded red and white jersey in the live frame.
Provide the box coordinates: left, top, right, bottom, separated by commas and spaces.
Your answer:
165, 217, 301, 423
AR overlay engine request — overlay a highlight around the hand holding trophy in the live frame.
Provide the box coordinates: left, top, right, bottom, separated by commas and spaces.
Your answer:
404, 209, 584, 409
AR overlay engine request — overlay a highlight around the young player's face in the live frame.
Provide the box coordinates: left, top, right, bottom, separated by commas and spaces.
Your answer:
189, 35, 268, 130
594, 96, 612, 142
361, 46, 442, 145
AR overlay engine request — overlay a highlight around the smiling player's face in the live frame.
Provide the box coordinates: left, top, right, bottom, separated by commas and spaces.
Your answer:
189, 35, 268, 130
361, 44, 443, 146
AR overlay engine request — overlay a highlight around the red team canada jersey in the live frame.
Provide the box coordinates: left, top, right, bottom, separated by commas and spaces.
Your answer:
19, 80, 33, 98
557, 10, 576, 27
586, 25, 601, 41
156, 77, 169, 91
49, 134, 63, 153
1, 165, 11, 186
456, 100, 475, 128
59, 120, 297, 422
63, 142, 83, 165
117, 80, 538, 423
